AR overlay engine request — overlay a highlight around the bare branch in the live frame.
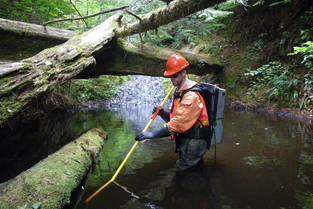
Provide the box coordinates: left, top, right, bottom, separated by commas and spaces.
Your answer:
123, 9, 142, 21
43, 6, 130, 26
69, 0, 88, 27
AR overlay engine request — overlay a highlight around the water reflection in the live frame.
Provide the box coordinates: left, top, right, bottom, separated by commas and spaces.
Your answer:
1, 106, 313, 209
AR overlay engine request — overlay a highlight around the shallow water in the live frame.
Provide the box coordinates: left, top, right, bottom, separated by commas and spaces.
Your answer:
1, 106, 313, 209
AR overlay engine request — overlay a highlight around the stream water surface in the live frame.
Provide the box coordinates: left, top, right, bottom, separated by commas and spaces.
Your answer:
2, 103, 313, 209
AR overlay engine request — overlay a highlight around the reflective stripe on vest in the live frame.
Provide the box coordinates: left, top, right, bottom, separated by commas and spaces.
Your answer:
196, 91, 210, 126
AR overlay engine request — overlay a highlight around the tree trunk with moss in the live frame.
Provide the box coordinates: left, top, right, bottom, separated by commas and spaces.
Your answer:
0, 0, 224, 127
0, 14, 125, 127
117, 0, 225, 37
0, 127, 107, 209
0, 18, 77, 40
0, 18, 78, 61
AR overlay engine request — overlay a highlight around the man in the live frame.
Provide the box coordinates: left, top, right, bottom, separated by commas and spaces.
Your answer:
135, 54, 210, 171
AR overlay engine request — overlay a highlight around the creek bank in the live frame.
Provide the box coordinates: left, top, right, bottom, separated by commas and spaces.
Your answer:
0, 127, 107, 209
229, 101, 313, 123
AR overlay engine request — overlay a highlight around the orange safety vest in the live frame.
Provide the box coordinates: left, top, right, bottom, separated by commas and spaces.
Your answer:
170, 90, 210, 134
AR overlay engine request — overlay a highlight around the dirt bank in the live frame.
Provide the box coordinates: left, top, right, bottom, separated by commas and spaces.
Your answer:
229, 101, 313, 124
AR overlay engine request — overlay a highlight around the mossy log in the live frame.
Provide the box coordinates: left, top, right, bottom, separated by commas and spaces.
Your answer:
0, 14, 126, 127
0, 18, 76, 41
77, 38, 223, 78
0, 18, 77, 61
0, 127, 107, 209
117, 0, 225, 37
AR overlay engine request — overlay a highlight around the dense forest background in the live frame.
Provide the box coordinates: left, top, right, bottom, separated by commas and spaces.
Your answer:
1, 0, 313, 118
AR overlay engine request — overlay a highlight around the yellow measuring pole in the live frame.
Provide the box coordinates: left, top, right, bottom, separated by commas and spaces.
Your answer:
85, 86, 176, 203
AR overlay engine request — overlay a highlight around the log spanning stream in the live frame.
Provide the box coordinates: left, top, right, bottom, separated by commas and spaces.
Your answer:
1, 103, 313, 208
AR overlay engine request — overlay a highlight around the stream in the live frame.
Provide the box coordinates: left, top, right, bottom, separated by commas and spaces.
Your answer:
1, 76, 313, 208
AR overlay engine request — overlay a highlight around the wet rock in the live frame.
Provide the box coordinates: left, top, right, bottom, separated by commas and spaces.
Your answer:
106, 75, 171, 108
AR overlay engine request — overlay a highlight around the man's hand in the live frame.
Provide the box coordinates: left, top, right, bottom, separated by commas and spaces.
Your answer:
152, 106, 170, 122
135, 125, 171, 141
152, 106, 164, 115
135, 132, 154, 141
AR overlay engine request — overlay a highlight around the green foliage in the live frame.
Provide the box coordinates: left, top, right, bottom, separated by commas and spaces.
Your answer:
252, 0, 265, 7
137, 29, 174, 47
162, 77, 172, 94
269, 0, 293, 7
67, 0, 164, 31
68, 0, 127, 30
133, 0, 166, 17
289, 41, 313, 72
216, 0, 242, 11
0, 0, 154, 28
245, 62, 301, 107
227, 73, 243, 89
66, 75, 131, 102
263, 73, 299, 106
287, 41, 313, 108
0, 0, 74, 24
168, 9, 231, 49
130, 7, 231, 49
291, 10, 313, 45
240, 39, 264, 69
300, 74, 313, 110
295, 190, 313, 209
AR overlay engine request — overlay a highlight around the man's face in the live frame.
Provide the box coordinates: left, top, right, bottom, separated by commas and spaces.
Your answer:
170, 70, 185, 88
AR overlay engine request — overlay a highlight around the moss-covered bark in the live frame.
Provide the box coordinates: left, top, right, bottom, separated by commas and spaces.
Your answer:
90, 38, 223, 77
0, 14, 126, 127
0, 18, 76, 40
0, 127, 107, 209
117, 0, 225, 37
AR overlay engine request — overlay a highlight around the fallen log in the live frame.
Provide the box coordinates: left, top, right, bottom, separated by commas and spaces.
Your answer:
117, 0, 225, 37
77, 38, 223, 78
0, 127, 107, 209
0, 14, 126, 127
0, 18, 76, 40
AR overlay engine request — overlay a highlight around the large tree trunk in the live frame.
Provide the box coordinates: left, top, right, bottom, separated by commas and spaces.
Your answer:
0, 18, 77, 61
0, 0, 225, 127
117, 0, 225, 37
0, 127, 107, 209
77, 38, 222, 78
0, 18, 76, 40
0, 14, 124, 127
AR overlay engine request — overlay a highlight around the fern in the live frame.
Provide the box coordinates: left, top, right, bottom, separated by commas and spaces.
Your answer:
134, 7, 231, 49
289, 41, 313, 72
269, 0, 293, 7
245, 62, 303, 107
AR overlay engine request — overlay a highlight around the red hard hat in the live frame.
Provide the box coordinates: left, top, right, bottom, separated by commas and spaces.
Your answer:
164, 54, 189, 76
